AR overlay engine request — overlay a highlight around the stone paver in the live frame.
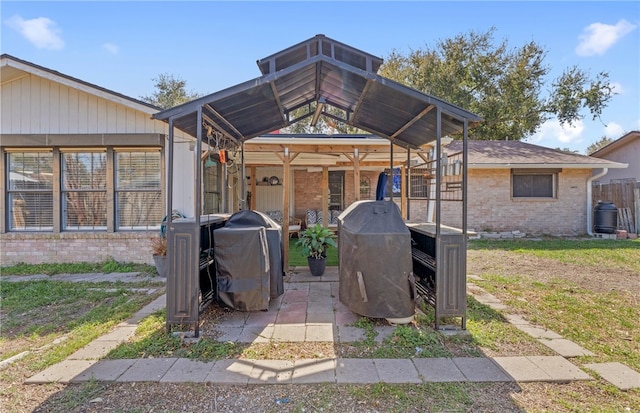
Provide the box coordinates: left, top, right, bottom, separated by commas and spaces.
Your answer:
238, 325, 274, 343
249, 360, 294, 384
215, 326, 244, 342
584, 362, 640, 390
97, 325, 138, 341
116, 358, 178, 382
537, 338, 595, 357
160, 359, 215, 383
493, 357, 552, 382
413, 358, 466, 382
291, 359, 336, 383
504, 314, 530, 325
452, 357, 513, 382
206, 359, 251, 384
25, 360, 96, 384
70, 359, 135, 383
374, 359, 421, 383
305, 324, 335, 342
515, 325, 563, 339
336, 359, 379, 383
337, 326, 366, 342
272, 324, 306, 342
68, 340, 121, 360
527, 356, 592, 382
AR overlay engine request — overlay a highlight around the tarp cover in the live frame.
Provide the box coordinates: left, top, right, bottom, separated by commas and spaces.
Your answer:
338, 200, 415, 319
224, 210, 284, 298
215, 226, 270, 311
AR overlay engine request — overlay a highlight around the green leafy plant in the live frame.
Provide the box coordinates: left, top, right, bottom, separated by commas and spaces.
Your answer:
296, 223, 337, 259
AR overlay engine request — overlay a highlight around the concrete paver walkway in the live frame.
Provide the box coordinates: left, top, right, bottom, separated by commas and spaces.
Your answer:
18, 268, 639, 390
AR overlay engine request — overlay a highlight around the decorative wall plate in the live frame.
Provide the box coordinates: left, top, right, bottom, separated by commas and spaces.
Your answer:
269, 176, 280, 185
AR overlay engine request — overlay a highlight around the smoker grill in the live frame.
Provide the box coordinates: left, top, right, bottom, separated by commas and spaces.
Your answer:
338, 200, 415, 322
223, 210, 284, 299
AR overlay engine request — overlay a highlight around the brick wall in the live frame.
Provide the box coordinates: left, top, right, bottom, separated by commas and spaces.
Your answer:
407, 168, 591, 236
1, 232, 158, 266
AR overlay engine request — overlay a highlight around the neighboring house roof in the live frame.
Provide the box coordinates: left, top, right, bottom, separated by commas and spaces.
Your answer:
590, 130, 640, 158
0, 54, 161, 114
445, 140, 628, 169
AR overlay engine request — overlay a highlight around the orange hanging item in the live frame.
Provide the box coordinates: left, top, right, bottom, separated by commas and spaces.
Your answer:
219, 149, 227, 164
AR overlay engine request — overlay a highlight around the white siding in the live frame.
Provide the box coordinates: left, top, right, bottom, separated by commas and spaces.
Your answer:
0, 74, 171, 135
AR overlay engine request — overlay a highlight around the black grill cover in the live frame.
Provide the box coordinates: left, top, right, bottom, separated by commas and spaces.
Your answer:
338, 200, 415, 319
214, 226, 270, 311
224, 210, 284, 299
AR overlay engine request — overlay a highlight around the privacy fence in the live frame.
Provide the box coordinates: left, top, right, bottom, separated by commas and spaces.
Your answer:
592, 179, 640, 234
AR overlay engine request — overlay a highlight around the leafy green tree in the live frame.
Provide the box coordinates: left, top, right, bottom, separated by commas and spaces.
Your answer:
586, 136, 614, 154
140, 73, 203, 109
379, 28, 615, 141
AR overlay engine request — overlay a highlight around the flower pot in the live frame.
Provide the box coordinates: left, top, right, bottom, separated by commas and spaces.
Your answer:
307, 256, 327, 277
153, 255, 167, 277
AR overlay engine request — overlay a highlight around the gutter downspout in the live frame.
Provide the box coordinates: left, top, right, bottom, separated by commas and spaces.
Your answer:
587, 168, 608, 236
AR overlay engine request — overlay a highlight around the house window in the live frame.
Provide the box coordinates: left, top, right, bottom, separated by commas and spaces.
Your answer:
62, 151, 107, 230
116, 151, 162, 230
512, 169, 558, 198
7, 151, 53, 231
5, 147, 163, 233
328, 171, 344, 210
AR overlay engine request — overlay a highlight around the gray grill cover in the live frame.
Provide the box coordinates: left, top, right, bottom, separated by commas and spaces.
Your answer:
338, 200, 415, 319
214, 226, 270, 311
224, 210, 284, 299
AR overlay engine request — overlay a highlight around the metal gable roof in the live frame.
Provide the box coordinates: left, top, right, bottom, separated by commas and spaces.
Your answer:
152, 35, 482, 149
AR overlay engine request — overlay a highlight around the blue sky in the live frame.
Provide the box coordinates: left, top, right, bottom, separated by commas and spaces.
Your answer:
2, 1, 639, 154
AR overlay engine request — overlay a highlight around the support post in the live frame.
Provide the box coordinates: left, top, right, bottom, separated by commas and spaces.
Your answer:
322, 166, 329, 227
283, 148, 291, 272
400, 164, 407, 219
353, 148, 361, 202
250, 166, 257, 210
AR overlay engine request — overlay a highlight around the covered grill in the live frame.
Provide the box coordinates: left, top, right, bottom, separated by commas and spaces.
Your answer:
338, 200, 415, 322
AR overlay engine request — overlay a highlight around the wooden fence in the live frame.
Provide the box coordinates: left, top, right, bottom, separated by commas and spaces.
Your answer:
592, 180, 640, 234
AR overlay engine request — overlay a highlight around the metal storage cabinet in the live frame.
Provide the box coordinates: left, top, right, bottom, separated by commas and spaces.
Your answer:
166, 214, 228, 336
407, 223, 467, 329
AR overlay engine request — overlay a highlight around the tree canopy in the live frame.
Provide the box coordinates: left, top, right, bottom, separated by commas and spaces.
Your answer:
379, 28, 615, 141
140, 73, 203, 109
586, 136, 614, 154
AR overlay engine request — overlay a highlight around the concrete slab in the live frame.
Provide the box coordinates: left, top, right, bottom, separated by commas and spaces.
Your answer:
305, 324, 335, 342
67, 340, 121, 360
537, 338, 595, 357
584, 362, 640, 390
160, 359, 215, 383
504, 314, 530, 326
215, 326, 244, 342
337, 326, 366, 342
116, 358, 177, 382
291, 359, 336, 383
515, 325, 563, 339
25, 360, 96, 384
452, 358, 513, 382
249, 360, 294, 384
206, 359, 251, 384
307, 301, 333, 313
336, 359, 379, 384
527, 356, 592, 381
306, 311, 335, 323
272, 324, 306, 342
98, 325, 138, 342
374, 359, 421, 383
216, 311, 248, 327
485, 302, 510, 311
275, 309, 307, 324
237, 326, 274, 343
70, 359, 136, 383
493, 357, 551, 382
412, 358, 466, 382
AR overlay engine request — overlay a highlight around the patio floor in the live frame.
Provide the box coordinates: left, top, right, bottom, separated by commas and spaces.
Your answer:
213, 266, 399, 344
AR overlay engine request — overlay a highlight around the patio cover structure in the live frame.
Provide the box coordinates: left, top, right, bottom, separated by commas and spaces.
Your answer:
153, 35, 481, 333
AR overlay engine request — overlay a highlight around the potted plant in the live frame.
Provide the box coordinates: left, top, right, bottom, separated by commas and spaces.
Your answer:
151, 236, 168, 277
296, 223, 337, 276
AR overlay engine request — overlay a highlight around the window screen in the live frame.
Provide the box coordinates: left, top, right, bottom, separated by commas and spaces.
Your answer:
62, 152, 107, 230
513, 173, 555, 198
116, 151, 162, 230
7, 152, 53, 231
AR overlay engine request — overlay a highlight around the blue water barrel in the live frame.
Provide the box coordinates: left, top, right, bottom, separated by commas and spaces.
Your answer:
594, 201, 617, 234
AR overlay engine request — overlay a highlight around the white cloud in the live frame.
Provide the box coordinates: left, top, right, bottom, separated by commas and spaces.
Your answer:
530, 119, 585, 147
610, 82, 624, 95
103, 43, 119, 54
604, 122, 624, 138
5, 15, 64, 50
576, 19, 637, 56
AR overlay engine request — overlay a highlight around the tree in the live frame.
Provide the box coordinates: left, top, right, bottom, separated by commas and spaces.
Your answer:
555, 147, 580, 154
379, 28, 615, 141
586, 136, 614, 155
140, 73, 203, 109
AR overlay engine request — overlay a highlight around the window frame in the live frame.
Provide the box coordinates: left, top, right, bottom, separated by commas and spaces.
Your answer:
511, 168, 560, 199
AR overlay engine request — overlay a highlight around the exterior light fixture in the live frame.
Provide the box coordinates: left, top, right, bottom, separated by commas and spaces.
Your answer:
310, 97, 326, 127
